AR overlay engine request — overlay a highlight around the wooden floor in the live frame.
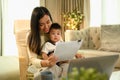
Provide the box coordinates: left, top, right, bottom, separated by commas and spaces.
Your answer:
110, 71, 120, 80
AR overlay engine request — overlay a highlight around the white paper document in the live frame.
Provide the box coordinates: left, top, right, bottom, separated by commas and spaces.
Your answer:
54, 40, 83, 62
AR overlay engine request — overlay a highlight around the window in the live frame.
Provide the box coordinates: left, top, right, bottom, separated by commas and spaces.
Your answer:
1, 0, 39, 56
90, 0, 120, 26
90, 0, 101, 27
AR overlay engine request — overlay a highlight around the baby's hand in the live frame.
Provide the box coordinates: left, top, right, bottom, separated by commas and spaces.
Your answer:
48, 51, 54, 56
49, 53, 53, 57
75, 53, 84, 58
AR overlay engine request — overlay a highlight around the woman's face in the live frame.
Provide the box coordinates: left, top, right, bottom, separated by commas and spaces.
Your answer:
39, 15, 52, 33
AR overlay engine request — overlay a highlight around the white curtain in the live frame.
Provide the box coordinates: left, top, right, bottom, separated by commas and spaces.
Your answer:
0, 0, 2, 56
90, 0, 120, 26
1, 0, 19, 56
90, 0, 101, 27
1, 0, 9, 56
1, 0, 39, 56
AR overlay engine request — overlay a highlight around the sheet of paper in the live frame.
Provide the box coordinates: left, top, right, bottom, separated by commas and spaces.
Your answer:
54, 40, 83, 62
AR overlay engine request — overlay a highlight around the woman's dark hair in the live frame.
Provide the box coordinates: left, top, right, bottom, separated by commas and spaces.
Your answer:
28, 6, 53, 55
49, 23, 62, 33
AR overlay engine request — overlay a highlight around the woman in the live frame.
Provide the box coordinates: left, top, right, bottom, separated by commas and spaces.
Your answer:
27, 6, 83, 79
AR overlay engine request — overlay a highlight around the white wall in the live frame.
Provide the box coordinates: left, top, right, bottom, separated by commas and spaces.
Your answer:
2, 0, 39, 56
102, 0, 120, 25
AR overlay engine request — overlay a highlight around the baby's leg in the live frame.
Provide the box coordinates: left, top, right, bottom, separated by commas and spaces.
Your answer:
47, 65, 62, 80
59, 63, 69, 79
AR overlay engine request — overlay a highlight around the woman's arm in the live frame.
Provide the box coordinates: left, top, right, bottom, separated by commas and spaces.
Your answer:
27, 46, 58, 67
27, 46, 43, 68
41, 55, 58, 67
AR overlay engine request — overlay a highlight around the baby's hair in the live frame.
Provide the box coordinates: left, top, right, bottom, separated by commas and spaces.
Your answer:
49, 23, 62, 33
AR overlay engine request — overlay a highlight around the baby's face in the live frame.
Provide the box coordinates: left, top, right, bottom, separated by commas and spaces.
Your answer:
49, 29, 61, 43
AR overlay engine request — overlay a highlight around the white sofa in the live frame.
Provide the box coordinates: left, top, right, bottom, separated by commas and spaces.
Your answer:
0, 56, 20, 80
65, 25, 120, 69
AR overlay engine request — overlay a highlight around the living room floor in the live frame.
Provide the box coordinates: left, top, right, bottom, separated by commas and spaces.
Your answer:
110, 71, 120, 80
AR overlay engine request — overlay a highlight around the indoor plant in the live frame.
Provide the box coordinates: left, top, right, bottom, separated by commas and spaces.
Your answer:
62, 9, 84, 30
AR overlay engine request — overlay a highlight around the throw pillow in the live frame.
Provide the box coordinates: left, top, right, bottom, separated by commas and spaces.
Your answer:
99, 25, 120, 52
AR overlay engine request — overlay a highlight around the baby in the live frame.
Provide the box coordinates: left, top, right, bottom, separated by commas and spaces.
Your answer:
41, 23, 63, 61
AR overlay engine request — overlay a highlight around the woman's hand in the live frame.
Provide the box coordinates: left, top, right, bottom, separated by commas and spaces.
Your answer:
41, 54, 58, 67
75, 53, 84, 58
48, 55, 58, 66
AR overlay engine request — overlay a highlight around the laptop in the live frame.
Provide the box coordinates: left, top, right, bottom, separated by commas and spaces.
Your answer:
54, 40, 83, 62
67, 54, 119, 79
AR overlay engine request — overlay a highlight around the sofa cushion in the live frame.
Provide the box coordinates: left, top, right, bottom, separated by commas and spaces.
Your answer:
99, 25, 120, 52
88, 27, 101, 49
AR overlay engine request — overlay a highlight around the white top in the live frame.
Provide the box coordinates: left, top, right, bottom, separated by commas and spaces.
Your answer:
41, 42, 56, 54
